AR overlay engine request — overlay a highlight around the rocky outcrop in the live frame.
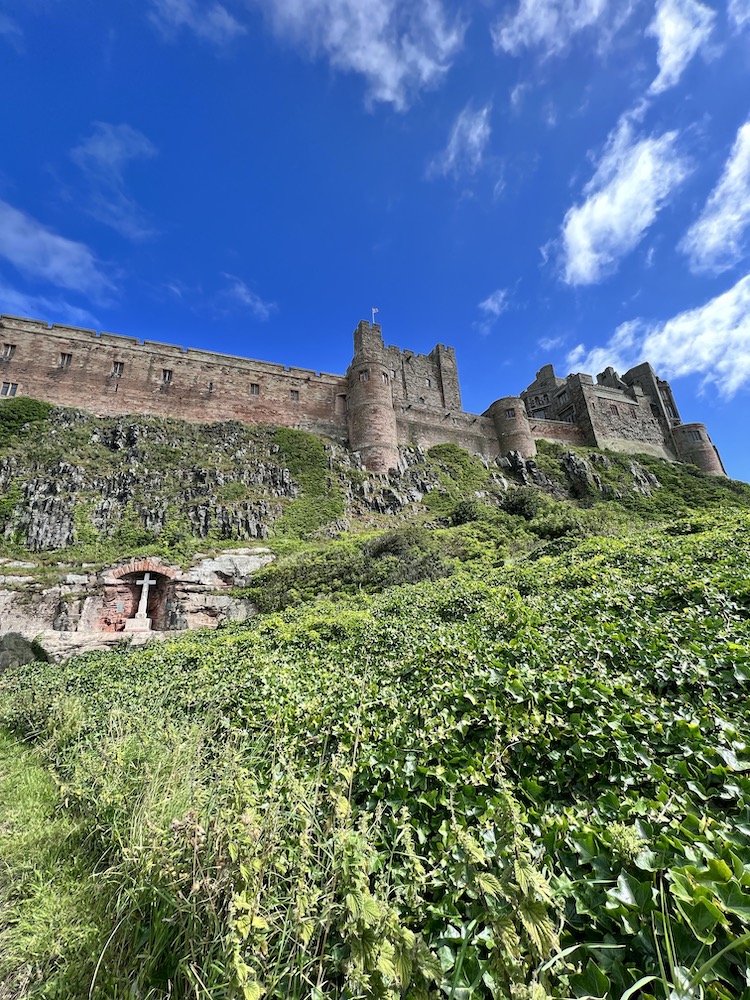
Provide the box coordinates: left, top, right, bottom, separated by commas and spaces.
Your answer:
0, 412, 299, 552
0, 632, 44, 673
0, 548, 275, 661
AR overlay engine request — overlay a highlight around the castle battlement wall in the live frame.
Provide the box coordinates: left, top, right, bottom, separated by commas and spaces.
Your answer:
0, 313, 727, 476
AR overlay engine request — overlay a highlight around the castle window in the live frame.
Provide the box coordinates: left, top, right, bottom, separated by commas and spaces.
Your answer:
59, 352, 72, 370
112, 361, 124, 377
419, 396, 426, 405
359, 370, 369, 382
1, 382, 17, 397
689, 429, 702, 441
290, 389, 299, 402
208, 381, 214, 392
249, 382, 260, 396
425, 377, 431, 388
557, 389, 569, 403
650, 404, 660, 418
629, 408, 637, 419
505, 408, 516, 418
162, 368, 173, 384
1, 344, 16, 360
610, 404, 618, 416
382, 372, 389, 383
391, 369, 397, 379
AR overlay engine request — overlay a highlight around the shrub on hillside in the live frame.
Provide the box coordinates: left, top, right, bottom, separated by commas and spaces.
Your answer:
240, 526, 452, 611
0, 396, 52, 447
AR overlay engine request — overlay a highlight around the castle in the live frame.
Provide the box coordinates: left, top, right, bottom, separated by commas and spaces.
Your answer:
0, 314, 726, 476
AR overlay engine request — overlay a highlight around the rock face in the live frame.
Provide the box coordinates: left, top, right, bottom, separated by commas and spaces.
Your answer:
0, 549, 275, 662
0, 632, 43, 673
0, 413, 296, 552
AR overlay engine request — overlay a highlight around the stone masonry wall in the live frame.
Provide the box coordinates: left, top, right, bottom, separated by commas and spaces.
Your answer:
0, 316, 349, 441
395, 408, 499, 457
528, 419, 588, 447
382, 343, 461, 410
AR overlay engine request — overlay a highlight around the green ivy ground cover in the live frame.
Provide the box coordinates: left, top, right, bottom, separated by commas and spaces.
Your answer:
1, 512, 750, 998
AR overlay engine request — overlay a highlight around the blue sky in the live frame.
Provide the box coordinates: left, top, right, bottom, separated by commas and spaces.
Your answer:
1, 0, 749, 479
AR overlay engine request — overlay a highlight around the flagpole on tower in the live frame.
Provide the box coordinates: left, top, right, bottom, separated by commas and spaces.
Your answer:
372, 307, 379, 325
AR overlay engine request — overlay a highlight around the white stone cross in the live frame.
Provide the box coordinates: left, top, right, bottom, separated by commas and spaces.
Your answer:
135, 572, 156, 619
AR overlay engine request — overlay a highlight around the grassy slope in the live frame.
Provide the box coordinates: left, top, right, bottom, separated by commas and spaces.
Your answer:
2, 398, 750, 998
0, 732, 104, 998
2, 506, 750, 999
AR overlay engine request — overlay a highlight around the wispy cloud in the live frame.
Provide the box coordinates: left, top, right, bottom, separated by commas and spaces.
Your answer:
71, 123, 158, 241
428, 104, 492, 179
680, 119, 750, 275
149, 0, 246, 45
728, 0, 750, 32
646, 0, 715, 95
0, 281, 99, 328
0, 200, 113, 298
492, 0, 634, 59
509, 82, 529, 113
567, 272, 750, 396
220, 274, 276, 320
539, 334, 564, 351
0, 13, 23, 52
475, 287, 510, 334
252, 0, 465, 110
561, 115, 690, 285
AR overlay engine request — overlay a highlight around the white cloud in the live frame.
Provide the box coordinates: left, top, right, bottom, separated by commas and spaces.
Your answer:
71, 123, 158, 240
646, 0, 715, 95
479, 288, 509, 317
728, 0, 750, 31
0, 201, 113, 298
0, 13, 23, 51
0, 281, 99, 329
220, 274, 276, 320
492, 0, 633, 58
428, 104, 492, 179
253, 0, 464, 109
539, 334, 564, 350
561, 116, 690, 285
680, 120, 750, 274
475, 288, 510, 334
567, 272, 750, 395
510, 82, 530, 112
149, 0, 246, 45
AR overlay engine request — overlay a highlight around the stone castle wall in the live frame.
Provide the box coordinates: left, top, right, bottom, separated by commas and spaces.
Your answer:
0, 313, 727, 476
0, 316, 349, 441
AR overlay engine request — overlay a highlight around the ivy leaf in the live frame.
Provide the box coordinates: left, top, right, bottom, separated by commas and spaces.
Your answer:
570, 959, 610, 999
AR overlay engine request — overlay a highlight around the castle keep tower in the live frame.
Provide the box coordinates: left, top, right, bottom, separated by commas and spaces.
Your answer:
346, 320, 400, 473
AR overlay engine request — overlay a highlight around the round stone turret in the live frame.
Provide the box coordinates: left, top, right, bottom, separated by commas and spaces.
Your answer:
346, 321, 399, 473
486, 396, 537, 458
672, 423, 726, 476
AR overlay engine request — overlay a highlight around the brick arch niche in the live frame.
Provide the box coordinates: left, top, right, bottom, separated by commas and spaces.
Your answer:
99, 558, 178, 632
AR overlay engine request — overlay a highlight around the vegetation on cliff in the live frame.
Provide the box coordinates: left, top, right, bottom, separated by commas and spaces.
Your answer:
2, 504, 750, 998
2, 399, 750, 998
